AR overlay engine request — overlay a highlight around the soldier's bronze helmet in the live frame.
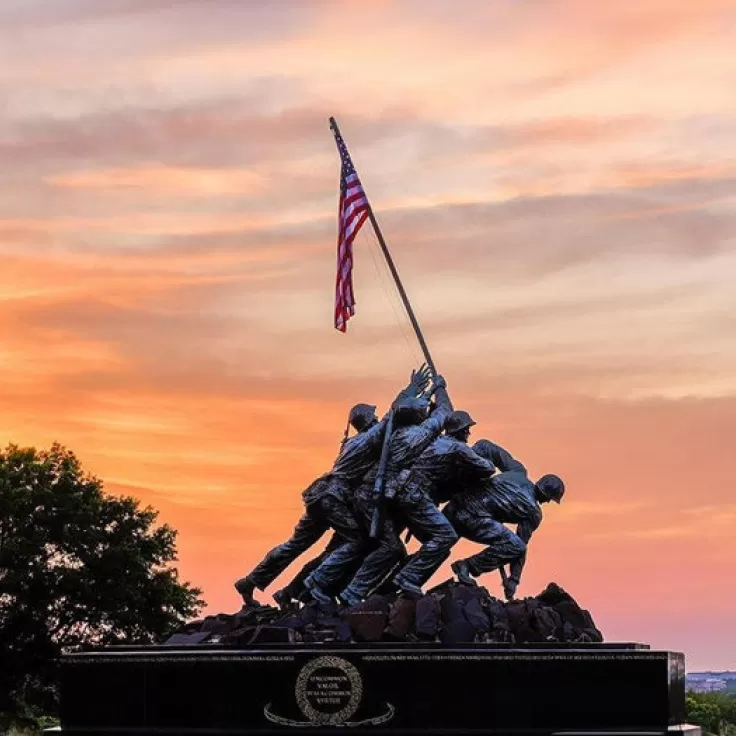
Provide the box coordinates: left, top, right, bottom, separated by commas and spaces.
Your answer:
536, 474, 565, 504
391, 396, 429, 425
444, 410, 476, 435
348, 403, 377, 432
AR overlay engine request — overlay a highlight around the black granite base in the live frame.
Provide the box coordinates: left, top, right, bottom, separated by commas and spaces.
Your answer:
56, 643, 697, 735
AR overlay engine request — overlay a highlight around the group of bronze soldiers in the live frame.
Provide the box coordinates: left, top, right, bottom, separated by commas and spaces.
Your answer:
235, 366, 565, 609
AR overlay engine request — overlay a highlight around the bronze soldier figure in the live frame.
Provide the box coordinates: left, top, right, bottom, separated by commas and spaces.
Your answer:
337, 374, 453, 606
388, 410, 496, 597
233, 367, 431, 607
444, 439, 565, 600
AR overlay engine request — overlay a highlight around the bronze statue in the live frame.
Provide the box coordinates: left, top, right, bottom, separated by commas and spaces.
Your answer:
232, 121, 568, 611
235, 391, 565, 609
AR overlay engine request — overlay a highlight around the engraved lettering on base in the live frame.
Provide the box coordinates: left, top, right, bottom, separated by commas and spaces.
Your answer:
295, 655, 363, 725
263, 655, 395, 728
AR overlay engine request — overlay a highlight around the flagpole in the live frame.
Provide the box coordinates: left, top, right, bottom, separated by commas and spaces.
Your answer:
328, 116, 437, 377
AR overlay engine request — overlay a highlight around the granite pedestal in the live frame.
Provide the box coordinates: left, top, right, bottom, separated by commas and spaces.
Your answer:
54, 642, 698, 735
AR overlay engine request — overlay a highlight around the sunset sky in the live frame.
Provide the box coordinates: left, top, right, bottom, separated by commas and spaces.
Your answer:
2, 0, 735, 670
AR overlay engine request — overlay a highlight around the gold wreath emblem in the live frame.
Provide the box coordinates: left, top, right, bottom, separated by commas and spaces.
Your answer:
294, 655, 363, 725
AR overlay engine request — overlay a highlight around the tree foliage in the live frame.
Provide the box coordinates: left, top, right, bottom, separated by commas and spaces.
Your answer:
0, 443, 204, 716
686, 691, 736, 735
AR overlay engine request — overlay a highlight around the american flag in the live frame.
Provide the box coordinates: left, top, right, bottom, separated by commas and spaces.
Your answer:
332, 126, 370, 332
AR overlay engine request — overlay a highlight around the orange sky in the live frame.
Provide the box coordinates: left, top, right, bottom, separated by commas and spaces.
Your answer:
1, 0, 735, 670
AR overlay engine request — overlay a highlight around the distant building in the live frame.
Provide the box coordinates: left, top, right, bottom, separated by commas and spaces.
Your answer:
686, 672, 734, 693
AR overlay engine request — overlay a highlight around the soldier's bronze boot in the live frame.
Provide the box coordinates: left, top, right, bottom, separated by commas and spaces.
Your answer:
451, 560, 478, 587
234, 576, 260, 608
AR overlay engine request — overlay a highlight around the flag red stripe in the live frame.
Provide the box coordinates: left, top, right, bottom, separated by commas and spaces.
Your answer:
333, 150, 370, 331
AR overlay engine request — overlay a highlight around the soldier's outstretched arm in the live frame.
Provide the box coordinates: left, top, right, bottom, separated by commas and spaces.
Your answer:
404, 375, 453, 454
455, 442, 496, 481
474, 439, 527, 475
394, 363, 432, 403
362, 364, 432, 440
430, 374, 453, 417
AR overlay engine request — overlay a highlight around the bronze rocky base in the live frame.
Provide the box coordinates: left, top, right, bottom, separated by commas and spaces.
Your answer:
166, 581, 603, 647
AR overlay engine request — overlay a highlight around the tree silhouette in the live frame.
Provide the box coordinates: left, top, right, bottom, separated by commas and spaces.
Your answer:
0, 443, 203, 716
